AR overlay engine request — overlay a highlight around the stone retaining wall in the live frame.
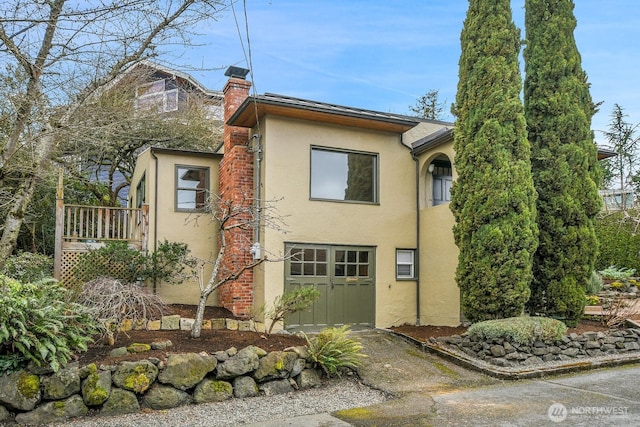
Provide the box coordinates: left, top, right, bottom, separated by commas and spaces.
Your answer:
0, 344, 320, 425
116, 314, 266, 333
436, 327, 640, 368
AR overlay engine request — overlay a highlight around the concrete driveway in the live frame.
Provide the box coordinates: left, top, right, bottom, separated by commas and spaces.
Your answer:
331, 330, 640, 426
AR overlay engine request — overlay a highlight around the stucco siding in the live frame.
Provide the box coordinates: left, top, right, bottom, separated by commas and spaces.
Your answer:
257, 116, 418, 329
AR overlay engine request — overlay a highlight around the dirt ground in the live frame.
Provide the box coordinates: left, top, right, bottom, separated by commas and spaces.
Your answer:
75, 306, 613, 367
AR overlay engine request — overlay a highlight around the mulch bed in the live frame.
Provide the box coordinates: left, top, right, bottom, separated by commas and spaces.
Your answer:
74, 305, 614, 367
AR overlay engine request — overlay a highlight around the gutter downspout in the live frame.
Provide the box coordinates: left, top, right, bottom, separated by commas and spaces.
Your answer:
412, 151, 421, 326
151, 150, 159, 294
252, 134, 262, 252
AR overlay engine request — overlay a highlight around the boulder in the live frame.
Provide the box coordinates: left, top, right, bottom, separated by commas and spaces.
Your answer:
259, 379, 294, 396
15, 395, 87, 425
295, 369, 322, 389
42, 362, 80, 400
193, 379, 233, 403
253, 351, 298, 382
0, 370, 41, 411
0, 405, 9, 422
81, 370, 111, 406
158, 353, 217, 390
112, 360, 158, 394
216, 346, 261, 380
101, 388, 140, 416
233, 376, 259, 398
142, 384, 191, 410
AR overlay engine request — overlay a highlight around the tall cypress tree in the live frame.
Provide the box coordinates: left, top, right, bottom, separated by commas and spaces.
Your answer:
450, 0, 538, 323
524, 0, 601, 326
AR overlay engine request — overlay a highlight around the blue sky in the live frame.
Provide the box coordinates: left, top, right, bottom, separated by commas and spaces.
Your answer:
177, 0, 640, 147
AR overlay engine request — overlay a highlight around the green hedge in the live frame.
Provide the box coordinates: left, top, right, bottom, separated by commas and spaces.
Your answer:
595, 213, 640, 272
467, 316, 567, 346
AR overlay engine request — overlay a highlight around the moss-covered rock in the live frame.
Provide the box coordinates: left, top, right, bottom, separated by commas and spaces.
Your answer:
157, 353, 217, 390
42, 362, 80, 400
142, 384, 191, 410
14, 394, 87, 425
112, 360, 158, 394
101, 388, 140, 416
253, 351, 298, 382
81, 370, 111, 406
0, 370, 41, 411
193, 379, 233, 403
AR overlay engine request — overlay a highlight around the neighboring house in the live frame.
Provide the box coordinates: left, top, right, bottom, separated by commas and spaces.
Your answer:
127, 67, 616, 332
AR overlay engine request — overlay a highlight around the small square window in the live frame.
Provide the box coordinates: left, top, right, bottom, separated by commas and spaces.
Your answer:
175, 165, 209, 211
396, 249, 416, 280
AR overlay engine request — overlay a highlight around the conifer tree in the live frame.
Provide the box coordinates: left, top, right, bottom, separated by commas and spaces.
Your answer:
450, 0, 538, 322
524, 0, 601, 326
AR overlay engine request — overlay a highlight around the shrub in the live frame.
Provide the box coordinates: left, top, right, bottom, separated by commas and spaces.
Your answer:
586, 271, 603, 295
76, 277, 169, 344
595, 213, 640, 273
264, 287, 320, 334
466, 316, 567, 346
598, 266, 636, 281
74, 240, 195, 285
303, 325, 366, 377
1, 251, 53, 283
0, 275, 100, 374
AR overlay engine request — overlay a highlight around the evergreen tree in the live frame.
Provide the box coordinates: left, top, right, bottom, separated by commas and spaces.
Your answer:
524, 0, 601, 326
450, 0, 538, 322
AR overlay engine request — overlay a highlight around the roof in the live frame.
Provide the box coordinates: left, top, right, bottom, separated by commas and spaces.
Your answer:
412, 127, 454, 154
227, 93, 435, 133
131, 60, 223, 100
146, 146, 222, 158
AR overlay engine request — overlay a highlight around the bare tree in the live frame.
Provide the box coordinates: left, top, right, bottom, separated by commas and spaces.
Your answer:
0, 0, 228, 267
191, 196, 288, 338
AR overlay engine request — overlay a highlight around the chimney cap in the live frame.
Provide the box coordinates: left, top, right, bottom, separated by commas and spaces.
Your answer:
225, 66, 250, 79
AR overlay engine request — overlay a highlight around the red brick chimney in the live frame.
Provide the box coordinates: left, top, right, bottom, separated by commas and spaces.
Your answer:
218, 66, 253, 318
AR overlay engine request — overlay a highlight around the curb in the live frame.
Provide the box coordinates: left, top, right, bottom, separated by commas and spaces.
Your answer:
381, 328, 640, 380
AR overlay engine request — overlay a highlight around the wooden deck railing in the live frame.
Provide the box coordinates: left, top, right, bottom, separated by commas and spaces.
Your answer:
60, 204, 148, 246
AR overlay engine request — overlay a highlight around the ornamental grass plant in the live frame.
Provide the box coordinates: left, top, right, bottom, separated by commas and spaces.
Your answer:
466, 316, 567, 346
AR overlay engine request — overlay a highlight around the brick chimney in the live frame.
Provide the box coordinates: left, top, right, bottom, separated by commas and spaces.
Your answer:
218, 66, 253, 318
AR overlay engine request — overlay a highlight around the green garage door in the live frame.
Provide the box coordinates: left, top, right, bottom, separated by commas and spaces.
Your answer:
284, 244, 375, 332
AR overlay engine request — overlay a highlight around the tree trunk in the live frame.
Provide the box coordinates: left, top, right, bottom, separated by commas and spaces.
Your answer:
191, 292, 210, 338
0, 174, 38, 269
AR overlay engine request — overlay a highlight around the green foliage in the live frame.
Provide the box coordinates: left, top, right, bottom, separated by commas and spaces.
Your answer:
265, 287, 320, 334
74, 240, 195, 285
0, 275, 100, 374
1, 251, 53, 283
598, 265, 636, 281
595, 213, 640, 272
303, 325, 366, 377
450, 0, 538, 322
467, 316, 567, 346
524, 0, 601, 326
585, 295, 600, 306
586, 271, 603, 295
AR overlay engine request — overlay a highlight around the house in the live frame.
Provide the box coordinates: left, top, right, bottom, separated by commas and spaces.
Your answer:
129, 67, 461, 331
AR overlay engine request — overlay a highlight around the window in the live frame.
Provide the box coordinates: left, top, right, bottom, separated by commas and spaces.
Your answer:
310, 147, 378, 203
396, 249, 416, 279
429, 159, 452, 206
175, 166, 209, 211
135, 173, 146, 209
334, 249, 371, 278
135, 79, 180, 113
289, 247, 328, 277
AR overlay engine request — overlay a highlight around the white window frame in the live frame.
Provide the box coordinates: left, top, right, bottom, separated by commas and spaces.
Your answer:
396, 249, 416, 280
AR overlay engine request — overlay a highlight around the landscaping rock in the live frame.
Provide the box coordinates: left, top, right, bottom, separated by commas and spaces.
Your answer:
112, 360, 158, 394
81, 370, 111, 406
109, 347, 129, 358
158, 353, 217, 390
216, 346, 261, 379
0, 405, 9, 422
259, 379, 294, 396
151, 339, 173, 350
101, 388, 140, 416
233, 376, 259, 398
0, 370, 41, 411
127, 343, 152, 353
295, 369, 322, 389
42, 362, 80, 400
193, 379, 233, 403
253, 350, 298, 382
161, 314, 180, 330
142, 384, 191, 410
15, 394, 87, 425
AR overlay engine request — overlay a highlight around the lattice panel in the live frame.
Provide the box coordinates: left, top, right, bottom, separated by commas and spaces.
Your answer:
61, 249, 132, 286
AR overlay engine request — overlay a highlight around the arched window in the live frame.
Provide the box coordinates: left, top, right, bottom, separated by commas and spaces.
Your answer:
428, 157, 452, 206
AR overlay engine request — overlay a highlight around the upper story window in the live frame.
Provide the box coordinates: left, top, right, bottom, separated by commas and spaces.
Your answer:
176, 165, 209, 211
429, 158, 452, 206
310, 147, 378, 203
135, 79, 181, 113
